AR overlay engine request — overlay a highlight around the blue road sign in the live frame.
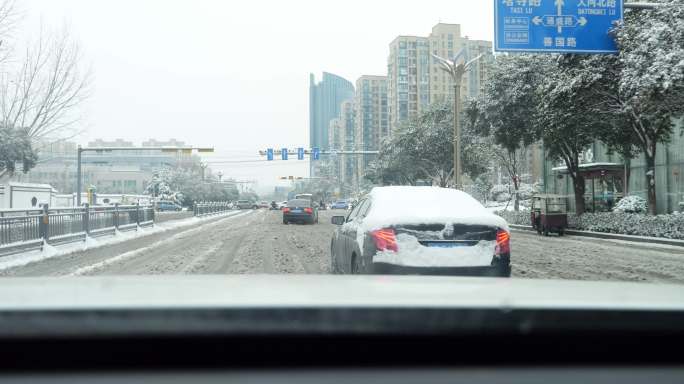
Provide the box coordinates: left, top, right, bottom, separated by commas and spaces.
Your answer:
312, 147, 320, 161
494, 0, 623, 54
266, 148, 274, 161
281, 148, 288, 161
297, 147, 304, 160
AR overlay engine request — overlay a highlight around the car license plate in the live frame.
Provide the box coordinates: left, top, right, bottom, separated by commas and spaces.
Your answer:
291, 209, 302, 213
424, 242, 466, 248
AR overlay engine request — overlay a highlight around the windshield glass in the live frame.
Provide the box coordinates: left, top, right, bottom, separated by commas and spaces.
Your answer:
0, 1, 682, 302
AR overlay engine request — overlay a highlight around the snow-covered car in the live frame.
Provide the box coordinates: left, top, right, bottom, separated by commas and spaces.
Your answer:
155, 201, 182, 212
236, 200, 257, 210
330, 186, 511, 277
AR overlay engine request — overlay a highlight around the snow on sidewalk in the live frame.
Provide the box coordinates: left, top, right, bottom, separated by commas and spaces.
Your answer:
0, 210, 252, 272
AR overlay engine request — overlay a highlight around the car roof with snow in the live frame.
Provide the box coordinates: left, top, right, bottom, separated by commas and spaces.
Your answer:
362, 186, 508, 231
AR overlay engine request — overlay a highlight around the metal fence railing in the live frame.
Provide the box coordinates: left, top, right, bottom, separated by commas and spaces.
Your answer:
0, 204, 155, 257
193, 202, 233, 217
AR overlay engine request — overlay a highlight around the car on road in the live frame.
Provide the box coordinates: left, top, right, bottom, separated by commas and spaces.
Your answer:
258, 201, 270, 209
155, 201, 182, 212
331, 200, 349, 210
277, 201, 288, 210
283, 199, 318, 225
330, 186, 511, 277
236, 200, 257, 210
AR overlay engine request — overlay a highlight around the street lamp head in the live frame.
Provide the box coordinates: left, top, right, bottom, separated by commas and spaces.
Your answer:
451, 48, 466, 63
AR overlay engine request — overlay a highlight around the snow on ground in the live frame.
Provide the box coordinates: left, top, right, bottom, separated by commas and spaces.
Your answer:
3, 209, 684, 285
0, 210, 250, 271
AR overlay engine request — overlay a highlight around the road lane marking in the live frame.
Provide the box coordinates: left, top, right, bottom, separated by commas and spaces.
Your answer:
67, 210, 254, 276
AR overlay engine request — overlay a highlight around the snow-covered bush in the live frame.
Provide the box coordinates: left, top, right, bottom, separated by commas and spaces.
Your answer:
497, 210, 684, 240
495, 210, 530, 226
490, 184, 510, 202
613, 195, 647, 214
574, 213, 684, 239
517, 183, 540, 201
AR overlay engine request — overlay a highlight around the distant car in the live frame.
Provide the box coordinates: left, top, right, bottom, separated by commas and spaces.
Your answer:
277, 201, 288, 210
283, 199, 318, 225
236, 200, 257, 210
258, 201, 270, 209
331, 200, 349, 210
155, 201, 182, 212
330, 186, 510, 277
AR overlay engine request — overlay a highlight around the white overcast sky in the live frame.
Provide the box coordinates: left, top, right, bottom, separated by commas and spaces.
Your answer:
21, 0, 494, 191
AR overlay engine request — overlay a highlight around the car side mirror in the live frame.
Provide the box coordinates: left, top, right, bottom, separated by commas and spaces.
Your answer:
331, 216, 346, 226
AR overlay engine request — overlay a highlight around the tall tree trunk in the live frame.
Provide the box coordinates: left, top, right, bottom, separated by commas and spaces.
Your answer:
623, 157, 631, 195
513, 177, 520, 212
645, 144, 657, 215
571, 174, 586, 215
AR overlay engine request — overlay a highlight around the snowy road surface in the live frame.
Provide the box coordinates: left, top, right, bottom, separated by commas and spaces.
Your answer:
2, 209, 684, 284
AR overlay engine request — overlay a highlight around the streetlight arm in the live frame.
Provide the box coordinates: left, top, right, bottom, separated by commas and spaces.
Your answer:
464, 54, 483, 71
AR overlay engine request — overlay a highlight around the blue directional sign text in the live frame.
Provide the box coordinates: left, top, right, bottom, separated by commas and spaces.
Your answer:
495, 0, 623, 54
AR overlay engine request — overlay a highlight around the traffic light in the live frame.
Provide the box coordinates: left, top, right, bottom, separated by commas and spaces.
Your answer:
281, 148, 288, 161
312, 147, 320, 160
297, 148, 304, 160
267, 148, 274, 161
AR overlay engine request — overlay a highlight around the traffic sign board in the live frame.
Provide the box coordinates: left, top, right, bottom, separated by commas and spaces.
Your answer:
494, 0, 623, 54
312, 147, 320, 161
281, 148, 288, 161
297, 147, 305, 160
267, 148, 274, 161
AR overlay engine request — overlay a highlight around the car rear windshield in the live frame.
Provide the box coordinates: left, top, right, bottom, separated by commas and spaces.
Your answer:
238, 200, 250, 204
287, 199, 311, 208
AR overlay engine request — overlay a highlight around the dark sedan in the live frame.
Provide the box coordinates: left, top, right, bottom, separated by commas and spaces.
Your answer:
283, 199, 318, 225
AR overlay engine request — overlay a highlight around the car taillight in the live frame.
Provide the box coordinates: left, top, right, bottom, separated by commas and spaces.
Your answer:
495, 229, 510, 255
304, 207, 313, 214
283, 207, 290, 213
371, 228, 398, 252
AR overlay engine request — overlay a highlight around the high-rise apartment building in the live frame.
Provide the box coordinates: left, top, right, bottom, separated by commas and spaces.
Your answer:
309, 72, 355, 177
309, 72, 355, 152
354, 75, 388, 185
388, 23, 493, 131
387, 36, 431, 134
338, 100, 356, 190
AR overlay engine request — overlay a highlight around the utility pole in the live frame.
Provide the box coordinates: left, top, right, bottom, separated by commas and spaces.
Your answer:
432, 50, 482, 189
77, 146, 83, 206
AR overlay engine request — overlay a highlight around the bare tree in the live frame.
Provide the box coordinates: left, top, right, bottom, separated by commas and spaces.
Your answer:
0, 25, 91, 142
491, 144, 528, 212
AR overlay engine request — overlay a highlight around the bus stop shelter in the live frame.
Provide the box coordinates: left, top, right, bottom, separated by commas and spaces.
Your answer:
551, 163, 625, 212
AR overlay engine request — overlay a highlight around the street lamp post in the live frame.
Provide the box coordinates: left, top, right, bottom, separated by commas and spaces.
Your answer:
431, 50, 482, 189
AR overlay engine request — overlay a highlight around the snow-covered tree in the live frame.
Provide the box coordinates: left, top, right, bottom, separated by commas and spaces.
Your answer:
0, 125, 36, 176
610, 1, 683, 214
467, 55, 545, 211
368, 102, 491, 187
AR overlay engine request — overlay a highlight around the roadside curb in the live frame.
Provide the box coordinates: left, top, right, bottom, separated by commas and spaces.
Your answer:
509, 224, 684, 248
